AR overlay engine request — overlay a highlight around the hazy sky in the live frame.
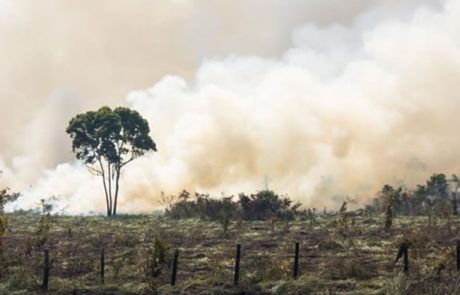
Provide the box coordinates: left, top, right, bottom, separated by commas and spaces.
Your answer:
2, 0, 459, 213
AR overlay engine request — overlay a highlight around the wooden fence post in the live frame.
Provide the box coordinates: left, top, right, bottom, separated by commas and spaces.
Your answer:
43, 249, 50, 290
100, 248, 105, 284
403, 245, 409, 273
293, 242, 300, 279
171, 249, 179, 286
234, 244, 241, 286
395, 242, 408, 273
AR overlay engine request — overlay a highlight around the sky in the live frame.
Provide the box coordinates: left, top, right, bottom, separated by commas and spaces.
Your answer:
1, 0, 459, 213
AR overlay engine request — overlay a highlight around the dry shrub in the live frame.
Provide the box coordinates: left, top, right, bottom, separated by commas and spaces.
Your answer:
395, 228, 431, 259
318, 239, 345, 251
321, 257, 375, 280
423, 247, 455, 276
251, 255, 288, 282
144, 237, 172, 291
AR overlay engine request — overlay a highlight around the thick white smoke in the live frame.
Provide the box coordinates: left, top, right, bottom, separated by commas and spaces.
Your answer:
4, 0, 460, 213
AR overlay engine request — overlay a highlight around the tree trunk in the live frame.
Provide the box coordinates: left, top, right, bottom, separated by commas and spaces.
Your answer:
108, 164, 113, 216
113, 166, 121, 216
99, 159, 111, 216
107, 163, 115, 216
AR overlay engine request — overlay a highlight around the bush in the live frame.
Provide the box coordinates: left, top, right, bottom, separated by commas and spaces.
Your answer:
164, 191, 239, 220
239, 190, 300, 221
164, 190, 300, 221
369, 173, 456, 217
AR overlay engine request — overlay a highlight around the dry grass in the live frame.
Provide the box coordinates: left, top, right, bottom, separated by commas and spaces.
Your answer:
0, 213, 459, 294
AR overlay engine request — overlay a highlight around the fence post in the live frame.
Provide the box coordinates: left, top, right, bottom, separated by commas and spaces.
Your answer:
234, 244, 241, 286
293, 242, 300, 279
403, 245, 409, 273
395, 242, 409, 273
171, 249, 179, 286
100, 248, 105, 284
43, 249, 50, 290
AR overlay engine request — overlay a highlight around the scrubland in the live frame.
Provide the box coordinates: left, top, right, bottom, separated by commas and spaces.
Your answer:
0, 212, 459, 294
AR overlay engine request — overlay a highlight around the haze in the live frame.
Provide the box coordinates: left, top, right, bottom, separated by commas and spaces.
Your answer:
1, 0, 459, 213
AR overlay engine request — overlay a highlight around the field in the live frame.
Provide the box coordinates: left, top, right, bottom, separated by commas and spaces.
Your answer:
0, 213, 459, 294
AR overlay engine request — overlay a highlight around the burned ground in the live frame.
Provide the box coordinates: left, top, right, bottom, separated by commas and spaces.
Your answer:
0, 214, 459, 294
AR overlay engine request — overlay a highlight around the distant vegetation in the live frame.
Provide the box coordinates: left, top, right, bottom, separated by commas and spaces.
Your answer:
368, 173, 458, 217
0, 175, 19, 278
162, 189, 301, 221
161, 173, 460, 227
63, 106, 460, 224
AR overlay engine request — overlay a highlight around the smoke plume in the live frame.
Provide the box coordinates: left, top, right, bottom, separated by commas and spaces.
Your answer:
2, 0, 460, 213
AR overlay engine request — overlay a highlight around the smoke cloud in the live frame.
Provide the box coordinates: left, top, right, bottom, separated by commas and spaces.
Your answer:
2, 0, 460, 213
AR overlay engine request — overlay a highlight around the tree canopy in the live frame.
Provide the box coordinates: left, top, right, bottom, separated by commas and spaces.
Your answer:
66, 106, 156, 216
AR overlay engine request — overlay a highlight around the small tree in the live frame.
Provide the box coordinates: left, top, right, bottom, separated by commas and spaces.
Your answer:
339, 201, 348, 225
382, 185, 393, 230
66, 106, 156, 216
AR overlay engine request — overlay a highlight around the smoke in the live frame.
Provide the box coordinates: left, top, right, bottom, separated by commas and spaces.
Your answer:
3, 0, 460, 213
0, 0, 394, 168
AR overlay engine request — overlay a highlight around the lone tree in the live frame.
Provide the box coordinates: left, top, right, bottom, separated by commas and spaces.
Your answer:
66, 106, 156, 216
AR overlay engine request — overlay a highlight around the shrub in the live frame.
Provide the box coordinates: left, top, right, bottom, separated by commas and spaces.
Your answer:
369, 173, 456, 217
239, 190, 300, 221
165, 191, 239, 220
164, 190, 300, 221
144, 237, 172, 291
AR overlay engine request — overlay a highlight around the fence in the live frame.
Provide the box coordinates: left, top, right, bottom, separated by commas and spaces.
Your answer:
17, 240, 460, 290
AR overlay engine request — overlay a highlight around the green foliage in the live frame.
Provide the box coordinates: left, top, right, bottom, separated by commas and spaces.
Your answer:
164, 191, 240, 220
369, 173, 458, 217
164, 190, 300, 221
416, 173, 449, 215
66, 106, 156, 216
66, 106, 156, 165
239, 190, 301, 220
426, 173, 449, 197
